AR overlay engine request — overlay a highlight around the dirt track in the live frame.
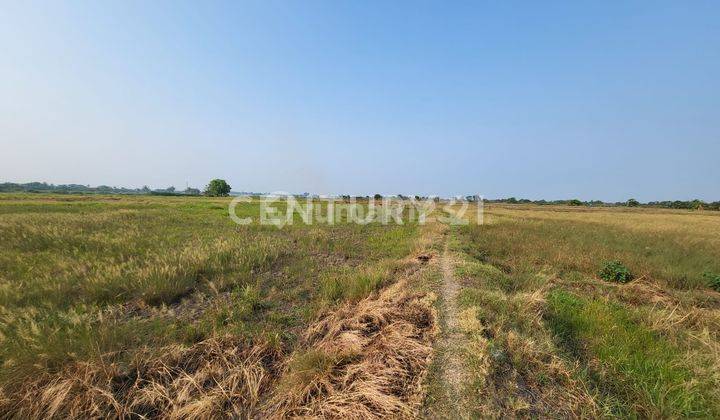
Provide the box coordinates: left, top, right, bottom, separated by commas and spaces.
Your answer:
427, 237, 471, 418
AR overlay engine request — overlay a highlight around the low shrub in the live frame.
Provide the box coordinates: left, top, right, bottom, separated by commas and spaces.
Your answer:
599, 260, 633, 283
704, 272, 720, 291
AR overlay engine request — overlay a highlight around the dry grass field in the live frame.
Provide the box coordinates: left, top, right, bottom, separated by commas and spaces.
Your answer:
0, 194, 436, 417
423, 204, 720, 418
1, 195, 719, 418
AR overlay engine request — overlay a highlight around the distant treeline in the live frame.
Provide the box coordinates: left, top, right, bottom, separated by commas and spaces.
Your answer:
486, 197, 720, 210
0, 182, 201, 196
1, 182, 717, 210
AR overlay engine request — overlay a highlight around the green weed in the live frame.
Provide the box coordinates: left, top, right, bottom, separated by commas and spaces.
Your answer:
703, 272, 720, 291
546, 290, 717, 417
598, 260, 633, 283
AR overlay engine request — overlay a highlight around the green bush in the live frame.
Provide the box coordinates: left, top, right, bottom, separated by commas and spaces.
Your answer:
599, 260, 633, 283
704, 272, 720, 291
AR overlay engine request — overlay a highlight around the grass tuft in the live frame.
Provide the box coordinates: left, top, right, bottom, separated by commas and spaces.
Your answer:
546, 290, 717, 417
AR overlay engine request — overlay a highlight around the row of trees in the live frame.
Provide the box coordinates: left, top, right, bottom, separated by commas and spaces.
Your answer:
489, 197, 720, 210
0, 182, 220, 197
0, 182, 201, 195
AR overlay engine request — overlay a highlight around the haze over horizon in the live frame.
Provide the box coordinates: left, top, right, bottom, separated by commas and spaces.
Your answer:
2, 1, 719, 201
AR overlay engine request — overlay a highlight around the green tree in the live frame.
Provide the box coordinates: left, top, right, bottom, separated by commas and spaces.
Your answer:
627, 198, 640, 207
691, 199, 705, 210
567, 199, 583, 206
204, 179, 231, 197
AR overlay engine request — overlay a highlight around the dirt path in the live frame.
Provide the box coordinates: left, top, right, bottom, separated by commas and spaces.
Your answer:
425, 237, 471, 418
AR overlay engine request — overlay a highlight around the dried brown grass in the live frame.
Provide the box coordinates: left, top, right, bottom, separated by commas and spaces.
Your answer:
265, 278, 437, 419
1, 215, 438, 419
478, 329, 600, 418
2, 272, 438, 419
1, 337, 281, 419
463, 292, 600, 418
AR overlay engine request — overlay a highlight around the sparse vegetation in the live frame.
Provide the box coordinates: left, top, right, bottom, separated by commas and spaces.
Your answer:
2, 195, 720, 418
0, 193, 429, 417
422, 203, 720, 418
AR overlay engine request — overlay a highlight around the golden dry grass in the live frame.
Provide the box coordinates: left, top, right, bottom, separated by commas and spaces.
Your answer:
267, 264, 438, 419
3, 337, 281, 418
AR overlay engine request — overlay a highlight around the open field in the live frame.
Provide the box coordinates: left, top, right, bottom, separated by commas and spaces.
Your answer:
1, 195, 720, 418
0, 194, 436, 417
423, 204, 720, 418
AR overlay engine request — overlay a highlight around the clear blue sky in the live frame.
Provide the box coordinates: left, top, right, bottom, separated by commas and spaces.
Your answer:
1, 1, 718, 201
